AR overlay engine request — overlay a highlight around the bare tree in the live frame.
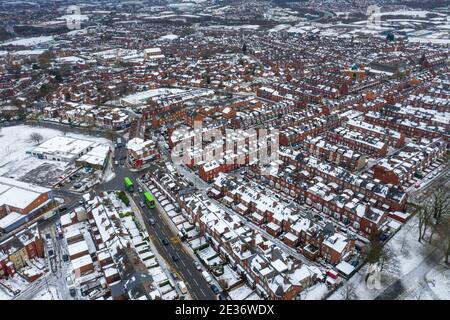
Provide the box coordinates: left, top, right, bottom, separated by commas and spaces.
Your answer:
364, 231, 400, 282
30, 132, 44, 144
430, 215, 450, 265
428, 188, 450, 243
417, 205, 433, 242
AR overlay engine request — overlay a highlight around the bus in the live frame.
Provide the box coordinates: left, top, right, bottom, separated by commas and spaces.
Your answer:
143, 191, 156, 209
124, 176, 134, 192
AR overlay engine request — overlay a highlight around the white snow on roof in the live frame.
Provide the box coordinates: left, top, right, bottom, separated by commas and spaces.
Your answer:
0, 177, 50, 210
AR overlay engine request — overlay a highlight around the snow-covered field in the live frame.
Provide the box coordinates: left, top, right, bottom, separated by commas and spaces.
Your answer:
159, 34, 179, 41
120, 88, 185, 105
1, 36, 54, 47
328, 215, 440, 300
0, 125, 111, 184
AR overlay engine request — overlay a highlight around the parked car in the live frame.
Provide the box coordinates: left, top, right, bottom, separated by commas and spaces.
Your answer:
69, 288, 76, 297
177, 281, 187, 294
202, 271, 212, 283
193, 261, 202, 271
210, 284, 220, 294
218, 292, 228, 300
58, 206, 68, 213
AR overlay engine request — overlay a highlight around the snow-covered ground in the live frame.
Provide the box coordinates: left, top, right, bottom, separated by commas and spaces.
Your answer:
328, 215, 439, 300
0, 125, 111, 183
300, 282, 329, 300
120, 88, 185, 105
32, 285, 60, 300
159, 34, 179, 41
0, 274, 30, 296
1, 36, 54, 47
425, 259, 450, 300
228, 284, 255, 300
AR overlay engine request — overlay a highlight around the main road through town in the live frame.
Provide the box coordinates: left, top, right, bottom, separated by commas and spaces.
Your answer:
96, 137, 216, 300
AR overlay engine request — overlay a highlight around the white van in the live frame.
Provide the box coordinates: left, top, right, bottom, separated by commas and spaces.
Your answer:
202, 271, 212, 283
177, 281, 187, 294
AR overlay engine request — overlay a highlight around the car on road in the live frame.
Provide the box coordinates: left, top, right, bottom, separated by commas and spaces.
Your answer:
114, 160, 118, 165
47, 249, 54, 257
202, 271, 212, 283
171, 272, 178, 280
149, 218, 156, 225
162, 239, 169, 246
139, 201, 145, 208
415, 182, 421, 188
193, 261, 202, 271
58, 206, 68, 213
62, 254, 69, 262
171, 254, 179, 262
177, 281, 188, 294
138, 187, 143, 193
210, 284, 220, 295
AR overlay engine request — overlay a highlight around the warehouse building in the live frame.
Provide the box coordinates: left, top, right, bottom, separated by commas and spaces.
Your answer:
0, 177, 53, 233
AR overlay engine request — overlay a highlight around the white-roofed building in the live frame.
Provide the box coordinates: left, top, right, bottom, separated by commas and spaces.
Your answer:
0, 177, 53, 232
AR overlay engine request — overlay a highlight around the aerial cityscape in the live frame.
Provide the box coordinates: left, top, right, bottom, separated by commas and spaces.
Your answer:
0, 0, 449, 303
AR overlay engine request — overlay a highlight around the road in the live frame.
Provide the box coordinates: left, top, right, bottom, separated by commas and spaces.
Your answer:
173, 163, 321, 267
127, 188, 216, 300
15, 223, 72, 300
95, 138, 216, 299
